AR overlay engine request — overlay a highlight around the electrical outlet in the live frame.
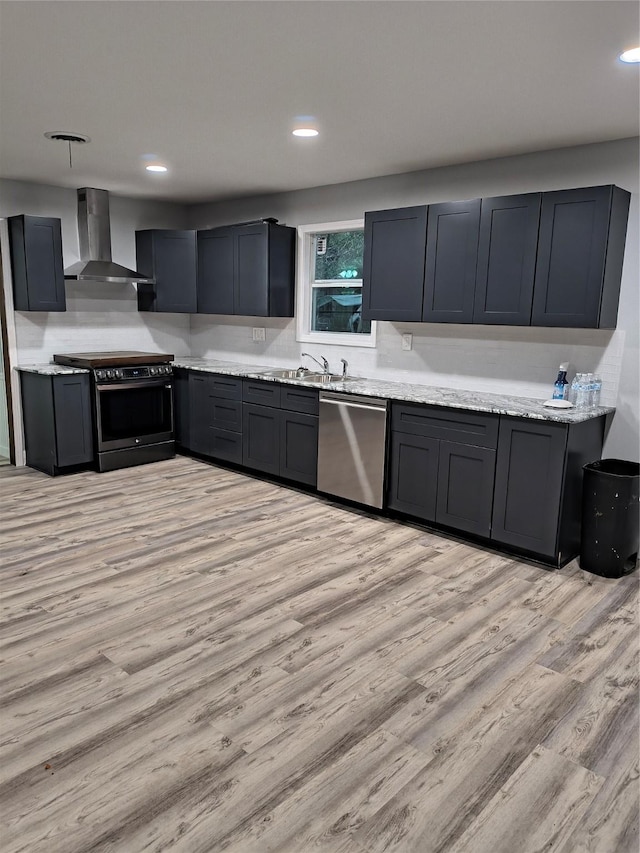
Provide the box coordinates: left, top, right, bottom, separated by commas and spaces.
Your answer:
252, 327, 266, 342
401, 333, 413, 351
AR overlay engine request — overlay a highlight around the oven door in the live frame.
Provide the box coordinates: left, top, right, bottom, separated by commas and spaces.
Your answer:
94, 379, 174, 452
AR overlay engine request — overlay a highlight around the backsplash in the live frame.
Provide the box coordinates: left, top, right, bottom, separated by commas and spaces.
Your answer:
13, 283, 190, 364
190, 315, 624, 407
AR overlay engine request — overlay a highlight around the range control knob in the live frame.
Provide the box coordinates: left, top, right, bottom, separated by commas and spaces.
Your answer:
114, 369, 123, 379
95, 369, 105, 380
150, 366, 158, 376
106, 369, 114, 379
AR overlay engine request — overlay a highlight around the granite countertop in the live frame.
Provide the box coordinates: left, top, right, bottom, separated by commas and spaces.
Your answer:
172, 357, 614, 424
17, 363, 90, 376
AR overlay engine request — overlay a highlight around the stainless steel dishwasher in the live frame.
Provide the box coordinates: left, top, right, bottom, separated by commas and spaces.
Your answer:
317, 391, 388, 508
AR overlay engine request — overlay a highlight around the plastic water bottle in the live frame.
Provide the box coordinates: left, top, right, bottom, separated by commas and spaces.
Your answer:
574, 374, 589, 408
591, 374, 602, 408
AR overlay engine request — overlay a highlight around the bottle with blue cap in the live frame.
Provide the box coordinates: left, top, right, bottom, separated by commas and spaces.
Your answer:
552, 363, 569, 400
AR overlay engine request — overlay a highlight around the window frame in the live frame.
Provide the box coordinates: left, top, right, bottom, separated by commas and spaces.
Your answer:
295, 219, 377, 348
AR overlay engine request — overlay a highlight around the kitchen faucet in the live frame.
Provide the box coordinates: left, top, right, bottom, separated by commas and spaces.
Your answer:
301, 352, 330, 374
340, 358, 349, 378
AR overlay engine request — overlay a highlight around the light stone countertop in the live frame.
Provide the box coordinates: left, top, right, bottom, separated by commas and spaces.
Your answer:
17, 364, 90, 376
172, 357, 614, 425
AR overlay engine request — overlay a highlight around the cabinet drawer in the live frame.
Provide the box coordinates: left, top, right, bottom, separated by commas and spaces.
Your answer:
391, 402, 498, 448
281, 386, 319, 416
209, 427, 243, 465
243, 379, 282, 407
206, 374, 242, 400
209, 397, 242, 433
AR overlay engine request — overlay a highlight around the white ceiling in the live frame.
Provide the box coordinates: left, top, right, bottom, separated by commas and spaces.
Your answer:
0, 1, 638, 203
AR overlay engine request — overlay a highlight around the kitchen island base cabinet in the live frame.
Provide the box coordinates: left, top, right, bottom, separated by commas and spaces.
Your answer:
491, 416, 606, 565
20, 372, 94, 475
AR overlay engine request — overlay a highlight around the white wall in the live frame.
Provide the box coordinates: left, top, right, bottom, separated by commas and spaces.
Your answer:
0, 180, 192, 362
188, 138, 639, 461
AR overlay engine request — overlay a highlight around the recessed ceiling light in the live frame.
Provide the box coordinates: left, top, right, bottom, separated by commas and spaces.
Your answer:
619, 47, 640, 63
146, 164, 168, 173
292, 128, 319, 138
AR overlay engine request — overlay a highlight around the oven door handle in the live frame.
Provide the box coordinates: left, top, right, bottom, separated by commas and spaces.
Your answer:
95, 380, 173, 391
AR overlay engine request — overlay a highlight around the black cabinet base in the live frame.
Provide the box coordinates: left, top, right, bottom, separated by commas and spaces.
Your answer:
98, 442, 175, 472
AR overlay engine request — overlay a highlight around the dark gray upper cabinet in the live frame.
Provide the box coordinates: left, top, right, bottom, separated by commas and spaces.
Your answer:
532, 185, 630, 328
197, 227, 235, 314
423, 199, 481, 323
197, 222, 295, 317
136, 230, 197, 314
473, 193, 541, 325
362, 206, 427, 322
20, 372, 93, 475
8, 215, 66, 312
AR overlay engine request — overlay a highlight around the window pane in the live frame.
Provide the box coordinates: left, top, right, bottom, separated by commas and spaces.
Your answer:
311, 286, 372, 334
313, 230, 364, 282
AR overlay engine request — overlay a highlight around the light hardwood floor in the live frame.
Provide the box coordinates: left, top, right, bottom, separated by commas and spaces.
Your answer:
1, 456, 638, 853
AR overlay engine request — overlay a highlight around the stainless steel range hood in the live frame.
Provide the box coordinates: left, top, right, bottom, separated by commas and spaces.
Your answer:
64, 188, 154, 283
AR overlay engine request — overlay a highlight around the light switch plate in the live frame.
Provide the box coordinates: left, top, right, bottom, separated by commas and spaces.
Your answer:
401, 333, 413, 351
252, 327, 266, 342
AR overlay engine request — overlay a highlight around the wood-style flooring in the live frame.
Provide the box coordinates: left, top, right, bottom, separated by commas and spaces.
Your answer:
1, 456, 638, 853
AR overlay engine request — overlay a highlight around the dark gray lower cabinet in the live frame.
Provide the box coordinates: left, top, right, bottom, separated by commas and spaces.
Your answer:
491, 416, 605, 564
20, 371, 94, 475
242, 383, 319, 486
436, 441, 495, 537
280, 411, 318, 487
387, 432, 439, 520
388, 402, 497, 536
242, 403, 280, 476
188, 373, 243, 464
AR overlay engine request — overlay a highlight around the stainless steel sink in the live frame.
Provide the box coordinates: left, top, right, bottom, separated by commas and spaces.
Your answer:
257, 368, 354, 383
302, 373, 350, 384
258, 368, 311, 379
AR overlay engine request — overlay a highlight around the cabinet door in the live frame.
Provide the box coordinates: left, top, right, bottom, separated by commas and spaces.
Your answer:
362, 206, 427, 322
423, 199, 480, 323
491, 419, 567, 559
197, 227, 235, 314
387, 431, 439, 521
280, 411, 318, 486
242, 404, 280, 475
136, 231, 197, 313
473, 193, 541, 325
235, 224, 269, 316
436, 441, 495, 537
531, 186, 613, 328
188, 374, 211, 455
9, 215, 66, 311
53, 374, 94, 467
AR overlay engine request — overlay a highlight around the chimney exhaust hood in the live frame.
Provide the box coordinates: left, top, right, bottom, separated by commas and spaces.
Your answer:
64, 188, 154, 283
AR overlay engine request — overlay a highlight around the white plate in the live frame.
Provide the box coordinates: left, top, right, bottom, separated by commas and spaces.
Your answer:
543, 399, 574, 409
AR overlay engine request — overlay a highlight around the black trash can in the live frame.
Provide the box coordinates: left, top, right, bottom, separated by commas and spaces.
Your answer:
580, 459, 640, 578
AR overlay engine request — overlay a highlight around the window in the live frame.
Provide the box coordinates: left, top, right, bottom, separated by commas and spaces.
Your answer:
296, 220, 376, 347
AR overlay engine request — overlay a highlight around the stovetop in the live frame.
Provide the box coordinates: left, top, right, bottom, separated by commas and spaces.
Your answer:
53, 351, 174, 368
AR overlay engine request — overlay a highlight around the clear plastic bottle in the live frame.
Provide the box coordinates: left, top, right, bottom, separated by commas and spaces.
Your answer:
569, 374, 581, 406
591, 374, 602, 408
574, 373, 589, 408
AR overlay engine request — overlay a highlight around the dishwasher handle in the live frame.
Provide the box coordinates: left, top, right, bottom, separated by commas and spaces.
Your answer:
319, 391, 388, 411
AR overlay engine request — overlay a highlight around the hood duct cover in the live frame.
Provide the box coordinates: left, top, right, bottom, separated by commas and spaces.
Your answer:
64, 188, 154, 283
